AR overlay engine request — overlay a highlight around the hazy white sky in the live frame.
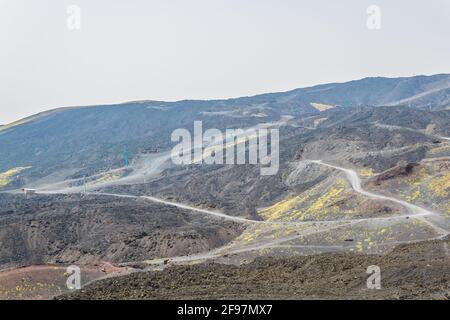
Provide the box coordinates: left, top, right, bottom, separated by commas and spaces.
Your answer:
1, 0, 449, 123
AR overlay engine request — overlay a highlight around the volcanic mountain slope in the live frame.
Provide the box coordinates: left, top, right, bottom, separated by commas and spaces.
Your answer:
87, 105, 450, 264
0, 193, 243, 270
102, 106, 450, 218
1, 75, 450, 300
1, 105, 448, 270
60, 237, 450, 300
1, 74, 449, 191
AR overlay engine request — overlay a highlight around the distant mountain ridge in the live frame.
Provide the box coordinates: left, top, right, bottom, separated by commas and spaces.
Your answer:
1, 73, 449, 189
3, 73, 450, 129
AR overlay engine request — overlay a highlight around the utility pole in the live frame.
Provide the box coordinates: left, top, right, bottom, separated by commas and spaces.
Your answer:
83, 176, 87, 194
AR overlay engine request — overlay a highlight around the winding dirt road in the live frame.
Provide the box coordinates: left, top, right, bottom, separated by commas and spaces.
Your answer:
33, 159, 449, 293
309, 160, 449, 237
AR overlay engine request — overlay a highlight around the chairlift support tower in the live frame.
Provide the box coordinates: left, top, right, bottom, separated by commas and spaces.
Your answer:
124, 147, 129, 167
